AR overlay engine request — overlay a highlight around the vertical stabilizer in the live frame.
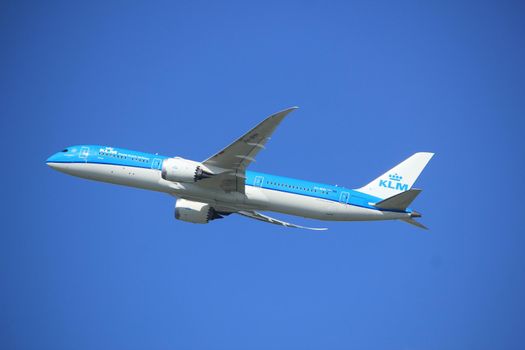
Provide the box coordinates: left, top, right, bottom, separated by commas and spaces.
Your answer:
356, 152, 434, 199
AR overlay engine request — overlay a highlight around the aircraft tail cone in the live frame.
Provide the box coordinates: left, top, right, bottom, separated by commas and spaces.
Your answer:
410, 211, 422, 218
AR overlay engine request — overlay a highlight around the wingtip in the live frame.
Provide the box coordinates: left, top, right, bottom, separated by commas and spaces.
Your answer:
305, 227, 328, 231
282, 106, 299, 112
270, 107, 299, 119
415, 151, 435, 158
291, 224, 328, 231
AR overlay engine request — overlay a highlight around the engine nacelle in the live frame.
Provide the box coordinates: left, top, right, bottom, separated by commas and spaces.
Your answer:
161, 157, 213, 183
174, 199, 223, 224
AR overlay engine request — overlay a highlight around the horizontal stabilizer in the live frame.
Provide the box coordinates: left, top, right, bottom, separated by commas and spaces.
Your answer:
401, 217, 428, 230
374, 189, 422, 211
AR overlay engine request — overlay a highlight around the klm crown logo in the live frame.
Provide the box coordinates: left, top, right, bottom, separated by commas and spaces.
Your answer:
379, 173, 408, 191
389, 173, 403, 182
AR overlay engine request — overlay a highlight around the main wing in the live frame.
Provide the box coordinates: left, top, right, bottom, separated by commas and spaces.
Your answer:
237, 210, 327, 231
201, 107, 298, 193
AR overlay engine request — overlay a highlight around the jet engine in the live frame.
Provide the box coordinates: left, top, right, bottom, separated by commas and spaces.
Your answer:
174, 198, 225, 224
161, 157, 213, 183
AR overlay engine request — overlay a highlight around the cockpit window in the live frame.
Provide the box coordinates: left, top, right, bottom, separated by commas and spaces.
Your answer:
62, 149, 68, 152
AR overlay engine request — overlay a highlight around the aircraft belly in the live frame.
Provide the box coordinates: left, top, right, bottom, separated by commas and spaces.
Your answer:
244, 187, 407, 221
51, 163, 171, 193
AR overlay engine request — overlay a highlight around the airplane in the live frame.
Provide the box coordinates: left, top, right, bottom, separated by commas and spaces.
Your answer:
46, 107, 434, 230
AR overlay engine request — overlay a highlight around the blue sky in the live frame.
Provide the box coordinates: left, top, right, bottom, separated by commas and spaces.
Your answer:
2, 0, 524, 349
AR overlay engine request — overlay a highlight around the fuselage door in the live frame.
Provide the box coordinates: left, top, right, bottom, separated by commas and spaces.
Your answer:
339, 191, 350, 204
151, 158, 162, 170
254, 176, 264, 187
79, 146, 89, 161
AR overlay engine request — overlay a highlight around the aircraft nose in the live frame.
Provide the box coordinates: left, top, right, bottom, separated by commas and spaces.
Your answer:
46, 152, 73, 174
46, 153, 59, 164
46, 152, 65, 170
47, 162, 59, 170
